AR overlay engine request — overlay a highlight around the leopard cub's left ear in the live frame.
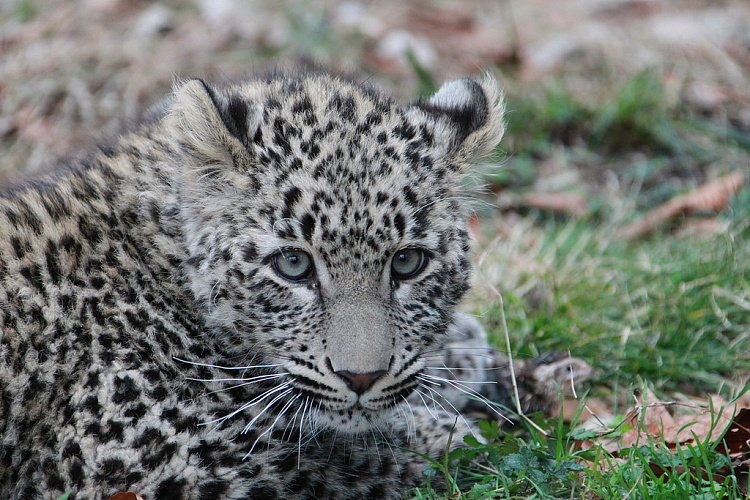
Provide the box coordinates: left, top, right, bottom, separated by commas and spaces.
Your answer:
412, 76, 505, 164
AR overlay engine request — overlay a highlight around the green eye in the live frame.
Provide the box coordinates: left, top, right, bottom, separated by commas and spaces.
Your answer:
391, 248, 428, 280
272, 250, 314, 281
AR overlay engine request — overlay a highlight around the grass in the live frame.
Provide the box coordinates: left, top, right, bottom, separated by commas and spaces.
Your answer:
4, 2, 747, 499
495, 69, 749, 196
442, 202, 750, 497
413, 65, 750, 498
404, 201, 750, 499
475, 212, 750, 396
407, 394, 747, 499
467, 68, 750, 397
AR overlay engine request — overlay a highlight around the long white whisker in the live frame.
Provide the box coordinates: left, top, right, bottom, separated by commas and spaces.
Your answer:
202, 380, 294, 426
208, 281, 223, 311
415, 195, 475, 215
369, 428, 383, 466
418, 383, 476, 438
198, 375, 288, 398
419, 372, 494, 385
411, 389, 439, 421
424, 366, 499, 373
187, 373, 286, 384
420, 346, 497, 357
173, 357, 282, 370
418, 384, 451, 411
242, 387, 295, 434
281, 396, 306, 442
416, 376, 442, 387
297, 397, 311, 467
418, 374, 509, 421
373, 423, 401, 475
415, 387, 450, 416
396, 399, 415, 441
244, 392, 300, 459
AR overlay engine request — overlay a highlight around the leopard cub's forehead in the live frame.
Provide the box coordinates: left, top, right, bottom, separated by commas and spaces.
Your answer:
234, 77, 466, 255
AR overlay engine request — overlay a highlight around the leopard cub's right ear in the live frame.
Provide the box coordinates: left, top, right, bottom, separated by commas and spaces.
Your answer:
166, 79, 264, 167
410, 76, 505, 166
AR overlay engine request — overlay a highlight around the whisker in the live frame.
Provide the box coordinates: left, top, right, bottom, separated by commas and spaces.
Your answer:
372, 423, 401, 475
417, 386, 458, 422
242, 387, 296, 434
417, 382, 476, 438
202, 380, 294, 427
280, 396, 306, 442
173, 357, 283, 371
420, 345, 499, 356
244, 392, 300, 459
419, 373, 492, 386
418, 374, 509, 422
424, 366, 499, 373
414, 387, 450, 416
369, 428, 383, 466
186, 373, 286, 384
397, 397, 416, 442
297, 397, 311, 467
198, 376, 287, 398
410, 389, 439, 421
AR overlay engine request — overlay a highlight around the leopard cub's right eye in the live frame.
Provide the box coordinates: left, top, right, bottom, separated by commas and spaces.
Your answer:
391, 248, 428, 281
272, 250, 314, 282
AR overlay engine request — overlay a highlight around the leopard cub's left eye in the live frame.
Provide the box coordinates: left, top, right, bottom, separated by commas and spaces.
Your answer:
272, 250, 314, 282
391, 248, 428, 280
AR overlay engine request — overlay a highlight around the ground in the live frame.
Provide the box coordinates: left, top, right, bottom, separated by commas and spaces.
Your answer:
2, 0, 750, 498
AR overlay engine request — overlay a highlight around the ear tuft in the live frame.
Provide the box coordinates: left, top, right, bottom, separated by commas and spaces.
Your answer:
415, 75, 505, 161
198, 80, 264, 147
166, 79, 263, 165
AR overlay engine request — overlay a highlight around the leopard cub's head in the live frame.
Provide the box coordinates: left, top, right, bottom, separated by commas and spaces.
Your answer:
164, 74, 504, 432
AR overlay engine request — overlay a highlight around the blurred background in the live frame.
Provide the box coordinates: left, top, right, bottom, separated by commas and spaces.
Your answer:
1, 0, 749, 408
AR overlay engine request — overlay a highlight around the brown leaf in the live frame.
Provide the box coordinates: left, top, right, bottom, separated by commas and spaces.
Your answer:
522, 192, 590, 217
403, 5, 475, 35
672, 395, 737, 445
716, 407, 750, 457
619, 390, 678, 448
562, 397, 612, 424
605, 391, 741, 452
616, 171, 746, 240
675, 217, 727, 239
733, 457, 750, 494
105, 493, 143, 500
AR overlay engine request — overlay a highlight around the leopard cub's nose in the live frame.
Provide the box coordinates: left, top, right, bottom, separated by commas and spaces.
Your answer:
334, 370, 386, 395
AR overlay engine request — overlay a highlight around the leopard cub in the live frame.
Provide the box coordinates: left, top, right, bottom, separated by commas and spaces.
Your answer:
0, 73, 504, 499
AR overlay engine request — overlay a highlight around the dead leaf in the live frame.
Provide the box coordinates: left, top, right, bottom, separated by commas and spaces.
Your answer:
562, 396, 612, 424
105, 493, 143, 500
620, 390, 678, 448
716, 407, 750, 457
715, 408, 750, 494
522, 192, 590, 217
578, 390, 750, 494
616, 171, 746, 240
403, 5, 475, 34
675, 217, 727, 239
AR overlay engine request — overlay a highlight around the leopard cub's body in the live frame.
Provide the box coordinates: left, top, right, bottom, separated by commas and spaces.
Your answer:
0, 73, 504, 499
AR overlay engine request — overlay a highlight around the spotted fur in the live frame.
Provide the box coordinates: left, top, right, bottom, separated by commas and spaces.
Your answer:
0, 73, 504, 499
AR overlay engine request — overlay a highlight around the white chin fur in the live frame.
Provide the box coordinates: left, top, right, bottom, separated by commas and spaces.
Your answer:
311, 406, 394, 434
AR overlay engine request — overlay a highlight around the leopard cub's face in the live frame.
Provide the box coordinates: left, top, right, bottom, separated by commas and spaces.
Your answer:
165, 75, 504, 432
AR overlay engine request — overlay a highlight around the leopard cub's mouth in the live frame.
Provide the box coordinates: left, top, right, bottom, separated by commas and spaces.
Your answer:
277, 363, 422, 433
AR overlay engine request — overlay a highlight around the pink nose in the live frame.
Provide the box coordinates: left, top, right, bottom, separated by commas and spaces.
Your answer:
335, 370, 386, 395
